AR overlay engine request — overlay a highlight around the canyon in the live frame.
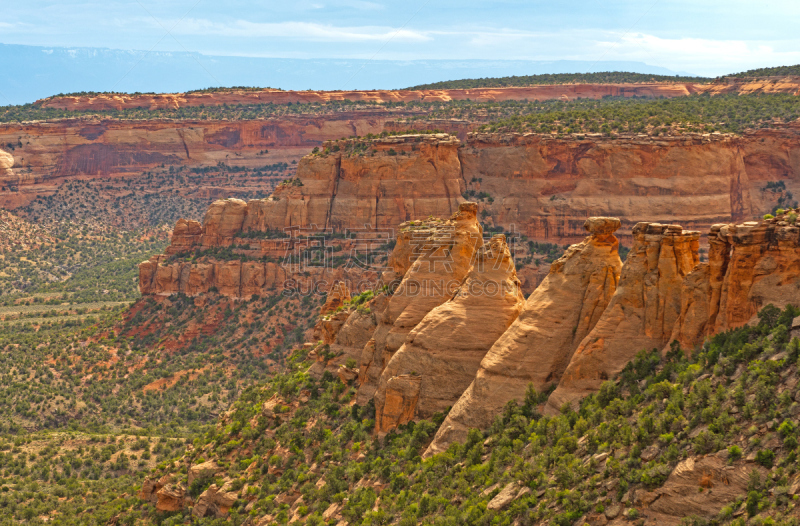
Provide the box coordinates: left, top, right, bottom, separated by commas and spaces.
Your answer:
141, 156, 800, 445
4, 76, 800, 219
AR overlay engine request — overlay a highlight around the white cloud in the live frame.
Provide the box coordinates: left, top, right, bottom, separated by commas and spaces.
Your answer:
592, 33, 800, 75
170, 19, 430, 43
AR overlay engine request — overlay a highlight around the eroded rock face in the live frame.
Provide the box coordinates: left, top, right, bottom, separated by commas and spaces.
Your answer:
426, 217, 622, 455
713, 219, 800, 331
357, 202, 483, 405
546, 222, 700, 413
373, 233, 525, 434
0, 149, 13, 180
193, 482, 238, 518
201, 198, 248, 247
167, 219, 203, 254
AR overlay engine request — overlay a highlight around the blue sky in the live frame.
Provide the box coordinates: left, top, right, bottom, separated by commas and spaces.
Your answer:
1, 1, 799, 77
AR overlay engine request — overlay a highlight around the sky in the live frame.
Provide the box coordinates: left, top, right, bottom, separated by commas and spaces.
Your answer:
1, 1, 799, 77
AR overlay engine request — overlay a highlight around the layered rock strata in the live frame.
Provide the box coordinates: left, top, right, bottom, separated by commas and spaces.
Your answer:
545, 222, 700, 412
7, 121, 800, 243
426, 217, 622, 455
373, 233, 525, 434
38, 83, 709, 111
356, 203, 484, 404
669, 213, 800, 349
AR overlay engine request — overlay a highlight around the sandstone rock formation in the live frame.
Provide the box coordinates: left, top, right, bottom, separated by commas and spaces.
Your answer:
200, 198, 248, 247
669, 211, 800, 350
373, 233, 525, 433
241, 134, 465, 233
357, 202, 484, 404
426, 217, 622, 455
193, 482, 238, 519
546, 222, 700, 413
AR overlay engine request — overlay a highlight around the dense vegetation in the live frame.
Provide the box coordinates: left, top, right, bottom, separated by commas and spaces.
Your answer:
120, 304, 800, 526
0, 215, 166, 303
471, 93, 800, 136
729, 65, 800, 78
407, 71, 710, 90
0, 430, 187, 526
2, 92, 799, 139
21, 163, 287, 229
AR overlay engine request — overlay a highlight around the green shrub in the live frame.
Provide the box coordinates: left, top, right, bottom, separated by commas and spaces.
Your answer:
755, 449, 775, 468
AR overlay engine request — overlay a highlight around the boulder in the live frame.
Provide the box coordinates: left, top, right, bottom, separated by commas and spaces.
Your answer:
486, 483, 521, 511
646, 456, 767, 524
155, 482, 186, 512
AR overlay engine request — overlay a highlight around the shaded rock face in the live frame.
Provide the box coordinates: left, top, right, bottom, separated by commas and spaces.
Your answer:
373, 233, 525, 434
357, 202, 484, 405
546, 222, 700, 413
426, 217, 622, 455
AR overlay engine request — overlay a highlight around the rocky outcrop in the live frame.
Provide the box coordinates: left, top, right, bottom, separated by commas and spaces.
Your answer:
138, 254, 377, 299
200, 198, 248, 247
43, 76, 800, 113
373, 233, 525, 433
645, 456, 767, 524
193, 483, 238, 519
546, 222, 700, 413
6, 117, 800, 244
426, 217, 622, 455
459, 132, 761, 243
167, 219, 203, 254
357, 203, 484, 404
0, 114, 390, 209
670, 211, 800, 349
143, 128, 800, 249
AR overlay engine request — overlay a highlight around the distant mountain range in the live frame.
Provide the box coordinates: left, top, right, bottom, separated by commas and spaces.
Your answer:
0, 43, 698, 105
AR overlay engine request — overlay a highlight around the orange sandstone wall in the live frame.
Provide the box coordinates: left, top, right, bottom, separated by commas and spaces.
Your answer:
37, 83, 706, 111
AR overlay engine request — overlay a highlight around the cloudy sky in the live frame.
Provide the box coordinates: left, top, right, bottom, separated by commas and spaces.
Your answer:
1, 0, 799, 76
